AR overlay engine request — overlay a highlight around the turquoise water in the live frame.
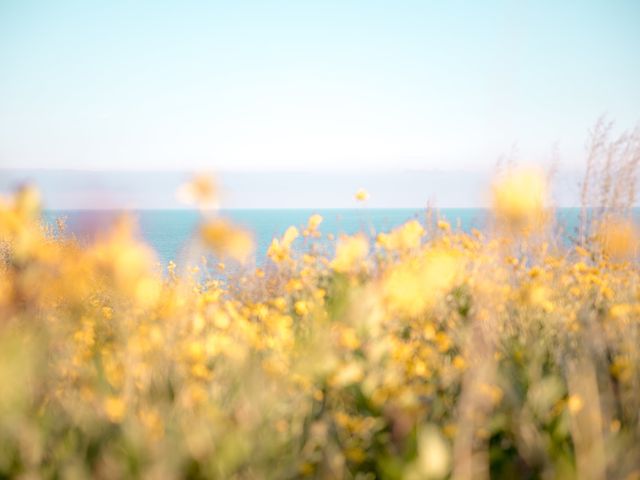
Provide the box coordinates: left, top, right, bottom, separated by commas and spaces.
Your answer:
43, 208, 586, 267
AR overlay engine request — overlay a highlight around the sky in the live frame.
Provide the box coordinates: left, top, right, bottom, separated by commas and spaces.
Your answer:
1, 0, 639, 175
0, 2, 639, 208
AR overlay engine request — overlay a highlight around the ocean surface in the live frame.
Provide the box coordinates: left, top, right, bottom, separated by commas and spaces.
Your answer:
43, 208, 585, 268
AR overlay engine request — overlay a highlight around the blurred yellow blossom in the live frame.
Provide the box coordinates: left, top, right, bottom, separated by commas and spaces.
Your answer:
596, 217, 638, 259
377, 220, 424, 252
200, 218, 255, 263
383, 247, 461, 316
492, 167, 547, 230
567, 394, 584, 414
330, 362, 364, 387
104, 396, 126, 423
331, 234, 369, 273
437, 219, 451, 232
294, 300, 309, 316
355, 188, 369, 202
268, 226, 299, 263
305, 214, 323, 236
415, 425, 451, 479
176, 173, 219, 209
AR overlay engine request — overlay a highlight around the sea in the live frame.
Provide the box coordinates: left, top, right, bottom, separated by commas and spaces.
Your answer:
43, 208, 585, 268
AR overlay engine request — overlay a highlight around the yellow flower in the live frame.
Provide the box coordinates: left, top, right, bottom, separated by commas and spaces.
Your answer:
272, 297, 287, 311
567, 394, 584, 414
104, 396, 126, 423
135, 277, 162, 308
383, 248, 461, 316
285, 278, 303, 291
609, 303, 632, 319
596, 218, 638, 259
345, 447, 366, 463
416, 425, 451, 479
268, 226, 299, 263
306, 214, 323, 233
523, 283, 554, 312
479, 383, 504, 405
492, 167, 547, 230
338, 327, 360, 350
452, 355, 466, 370
377, 220, 424, 252
437, 219, 451, 232
176, 173, 219, 209
294, 300, 309, 316
140, 408, 164, 440
331, 234, 369, 273
355, 188, 369, 202
200, 218, 254, 263
282, 226, 299, 247
330, 362, 364, 387
267, 239, 287, 263
575, 245, 590, 257
87, 216, 157, 292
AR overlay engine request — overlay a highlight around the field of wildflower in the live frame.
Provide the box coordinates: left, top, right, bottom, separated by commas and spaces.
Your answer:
1, 125, 640, 479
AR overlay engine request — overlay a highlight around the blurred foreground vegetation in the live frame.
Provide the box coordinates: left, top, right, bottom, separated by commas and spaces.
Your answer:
1, 123, 640, 479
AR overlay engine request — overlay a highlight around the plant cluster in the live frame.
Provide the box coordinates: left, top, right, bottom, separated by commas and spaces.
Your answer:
1, 128, 640, 478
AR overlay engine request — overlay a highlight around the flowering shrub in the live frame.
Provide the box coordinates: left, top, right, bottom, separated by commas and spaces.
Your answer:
1, 168, 640, 479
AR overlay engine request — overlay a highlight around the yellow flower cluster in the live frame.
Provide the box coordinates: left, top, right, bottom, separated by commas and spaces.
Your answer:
0, 173, 639, 478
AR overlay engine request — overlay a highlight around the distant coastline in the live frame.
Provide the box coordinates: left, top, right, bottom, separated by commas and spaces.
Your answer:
2, 168, 584, 210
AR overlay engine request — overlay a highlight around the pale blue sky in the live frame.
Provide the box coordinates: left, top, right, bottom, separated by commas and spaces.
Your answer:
1, 1, 639, 173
